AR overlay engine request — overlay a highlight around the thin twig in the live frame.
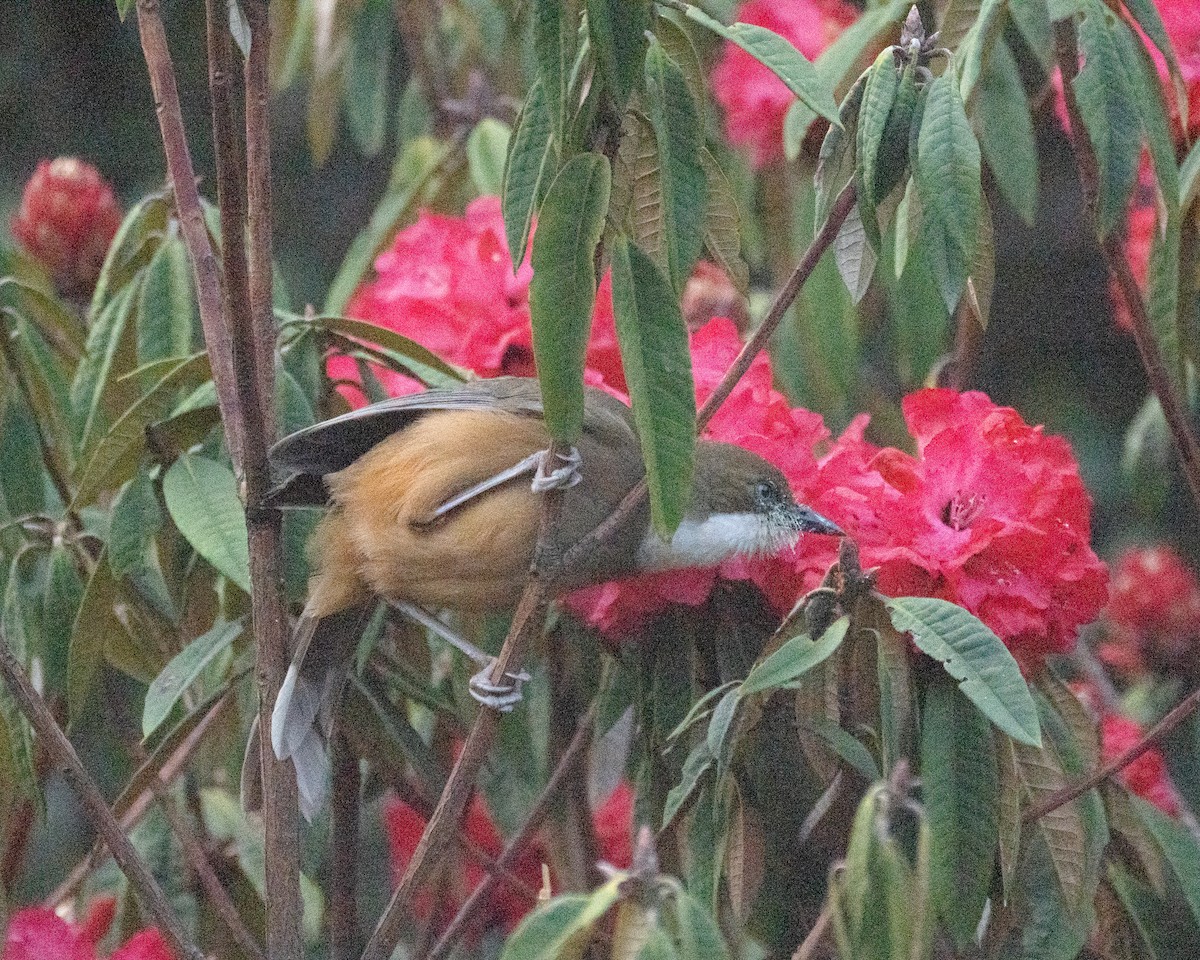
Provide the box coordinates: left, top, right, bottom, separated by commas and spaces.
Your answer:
1024, 28, 1200, 825
0, 630, 204, 960
361, 183, 856, 960
149, 776, 267, 960
792, 902, 833, 960
427, 705, 598, 960
330, 730, 362, 960
136, 0, 244, 471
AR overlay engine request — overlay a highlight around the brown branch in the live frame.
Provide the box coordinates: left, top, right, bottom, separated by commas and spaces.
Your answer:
427, 706, 597, 960
0, 630, 204, 960
330, 731, 362, 960
136, 0, 244, 471
149, 776, 267, 960
1023, 29, 1200, 826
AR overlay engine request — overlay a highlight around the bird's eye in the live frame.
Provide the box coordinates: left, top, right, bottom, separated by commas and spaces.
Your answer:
755, 480, 777, 502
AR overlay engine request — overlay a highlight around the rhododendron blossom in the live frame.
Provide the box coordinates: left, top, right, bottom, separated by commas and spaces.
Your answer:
383, 783, 634, 934
711, 0, 859, 167
1101, 713, 1180, 816
1099, 544, 1200, 678
2, 902, 175, 960
333, 196, 625, 404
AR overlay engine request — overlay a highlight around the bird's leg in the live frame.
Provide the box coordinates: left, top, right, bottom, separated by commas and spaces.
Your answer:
530, 446, 582, 492
389, 600, 531, 712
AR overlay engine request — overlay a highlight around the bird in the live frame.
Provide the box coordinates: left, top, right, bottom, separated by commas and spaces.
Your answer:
240, 376, 842, 818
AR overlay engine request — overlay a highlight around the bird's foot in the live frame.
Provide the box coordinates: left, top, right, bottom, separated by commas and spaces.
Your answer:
469, 662, 532, 713
531, 446, 582, 492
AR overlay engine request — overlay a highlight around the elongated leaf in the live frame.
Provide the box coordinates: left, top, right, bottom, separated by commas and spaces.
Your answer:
976, 38, 1038, 226
502, 81, 557, 270
657, 14, 707, 123
1183, 138, 1200, 213
466, 118, 511, 197
798, 716, 881, 780
163, 454, 251, 593
137, 236, 196, 365
645, 41, 707, 294
855, 50, 900, 248
109, 472, 164, 580
922, 680, 998, 947
741, 616, 849, 695
143, 620, 243, 738
669, 886, 731, 960
343, 0, 391, 156
682, 5, 839, 124
815, 71, 866, 230
1102, 783, 1165, 894
68, 552, 122, 722
1136, 797, 1200, 927
1122, 0, 1188, 133
586, 0, 650, 107
0, 277, 86, 361
500, 880, 622, 960
72, 353, 210, 509
1009, 0, 1054, 70
663, 740, 714, 830
301, 314, 467, 387
914, 73, 981, 313
966, 196, 995, 330
74, 279, 142, 454
885, 597, 1040, 745
615, 112, 667, 271
89, 195, 168, 321
1072, 0, 1143, 239
529, 153, 611, 443
610, 237, 694, 535
42, 545, 84, 691
531, 0, 573, 144
996, 734, 1023, 901
700, 149, 749, 295
834, 203, 878, 304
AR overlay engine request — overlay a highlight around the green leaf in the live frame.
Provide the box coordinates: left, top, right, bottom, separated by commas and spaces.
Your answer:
142, 620, 243, 738
644, 41, 707, 294
1122, 0, 1189, 135
668, 886, 731, 960
73, 280, 142, 455
72, 353, 210, 509
137, 236, 196, 365
637, 927, 680, 960
0, 277, 87, 361
531, 0, 574, 144
798, 716, 881, 780
529, 153, 611, 444
815, 71, 866, 230
68, 552, 123, 723
741, 616, 849, 695
115, 0, 135, 20
324, 136, 452, 314
42, 545, 85, 694
89, 195, 168, 321
914, 73, 982, 313
299, 313, 467, 388
1183, 138, 1200, 213
700, 149, 749, 296
855, 49, 901, 248
834, 204, 878, 304
1136, 797, 1200, 927
163, 454, 251, 593
663, 740, 714, 830
976, 38, 1038, 226
502, 80, 557, 270
109, 472, 165, 580
921, 680, 998, 947
343, 0, 392, 156
966, 196, 995, 330
1009, 0, 1054, 71
501, 880, 622, 960
586, 0, 650, 108
1102, 784, 1166, 894
466, 118, 512, 197
996, 734, 1024, 900
884, 596, 1040, 746
1072, 0, 1143, 239
682, 5, 839, 124
610, 237, 695, 535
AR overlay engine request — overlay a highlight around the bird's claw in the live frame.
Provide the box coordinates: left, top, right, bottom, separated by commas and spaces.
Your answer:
530, 447, 582, 492
468, 662, 532, 713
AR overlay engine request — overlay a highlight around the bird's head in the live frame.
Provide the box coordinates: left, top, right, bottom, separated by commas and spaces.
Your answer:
637, 441, 843, 571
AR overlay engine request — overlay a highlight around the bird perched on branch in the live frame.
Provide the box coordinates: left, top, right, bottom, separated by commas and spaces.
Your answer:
241, 376, 841, 818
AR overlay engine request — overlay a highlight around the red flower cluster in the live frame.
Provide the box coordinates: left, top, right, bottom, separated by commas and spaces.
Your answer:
11, 158, 122, 297
333, 196, 625, 405
711, 0, 859, 167
1101, 713, 1180, 816
571, 382, 1108, 668
3, 899, 174, 960
383, 783, 634, 935
1099, 545, 1200, 679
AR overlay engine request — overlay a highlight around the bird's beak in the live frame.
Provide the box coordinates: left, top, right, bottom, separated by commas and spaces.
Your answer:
792, 505, 843, 536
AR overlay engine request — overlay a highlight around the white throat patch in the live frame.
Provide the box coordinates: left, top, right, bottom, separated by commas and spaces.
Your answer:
637, 512, 792, 570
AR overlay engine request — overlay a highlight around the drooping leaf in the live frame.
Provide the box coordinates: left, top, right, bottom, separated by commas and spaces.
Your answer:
834, 203, 878, 304
42, 545, 85, 694
142, 620, 243, 738
854, 50, 900, 250
72, 352, 211, 509
921, 680, 999, 947
163, 454, 251, 593
73, 280, 142, 454
1136, 797, 1200, 928
815, 71, 866, 230
1122, 0, 1189, 135
700, 149, 749, 295
1009, 0, 1054, 71
89, 195, 169, 321
644, 41, 707, 294
502, 80, 557, 270
1102, 783, 1166, 894
682, 5, 839, 124
914, 72, 982, 313
976, 38, 1039, 226
724, 785, 765, 922
299, 314, 467, 388
529, 153, 611, 444
500, 880, 622, 960
343, 0, 392, 156
68, 551, 123, 722
613, 111, 666, 272
466, 118, 512, 197
0, 277, 86, 361
1071, 0, 1144, 239
609, 237, 695, 535
885, 597, 1041, 746
798, 716, 881, 780
996, 734, 1024, 901
531, 0, 574, 144
586, 0, 650, 108
966, 196, 996, 330
668, 885, 731, 960
108, 471, 165, 582
741, 616, 850, 695
663, 740, 714, 830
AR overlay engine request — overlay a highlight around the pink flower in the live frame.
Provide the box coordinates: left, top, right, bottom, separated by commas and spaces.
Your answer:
334, 197, 626, 405
711, 0, 859, 167
1099, 545, 1200, 679
11, 158, 122, 296
2, 901, 175, 960
1101, 713, 1180, 816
